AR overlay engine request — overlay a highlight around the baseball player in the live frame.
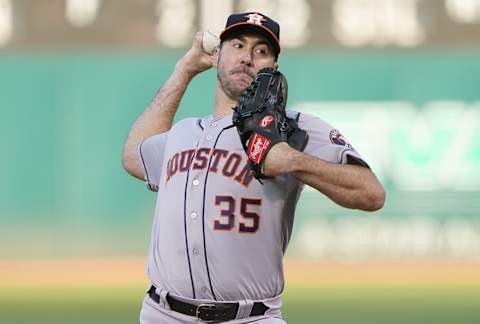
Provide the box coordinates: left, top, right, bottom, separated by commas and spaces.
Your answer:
122, 12, 385, 324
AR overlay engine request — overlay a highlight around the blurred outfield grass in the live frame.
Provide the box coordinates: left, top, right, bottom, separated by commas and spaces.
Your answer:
1, 285, 480, 324
1, 259, 479, 324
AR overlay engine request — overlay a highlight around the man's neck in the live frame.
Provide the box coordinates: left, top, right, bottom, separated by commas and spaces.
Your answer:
213, 83, 238, 118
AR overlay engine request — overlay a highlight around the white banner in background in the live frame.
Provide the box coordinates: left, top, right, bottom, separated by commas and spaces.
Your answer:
296, 100, 480, 191
290, 216, 480, 259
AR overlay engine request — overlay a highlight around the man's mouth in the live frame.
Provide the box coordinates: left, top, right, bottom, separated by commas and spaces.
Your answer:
232, 71, 253, 85
231, 67, 254, 79
236, 72, 252, 81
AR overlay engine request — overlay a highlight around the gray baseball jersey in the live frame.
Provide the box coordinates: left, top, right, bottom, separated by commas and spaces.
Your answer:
139, 110, 368, 302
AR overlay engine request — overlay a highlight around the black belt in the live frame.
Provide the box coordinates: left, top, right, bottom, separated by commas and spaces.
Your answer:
147, 285, 268, 322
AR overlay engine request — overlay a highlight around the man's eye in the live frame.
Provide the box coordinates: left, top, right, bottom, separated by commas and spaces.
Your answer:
255, 49, 267, 54
233, 43, 242, 48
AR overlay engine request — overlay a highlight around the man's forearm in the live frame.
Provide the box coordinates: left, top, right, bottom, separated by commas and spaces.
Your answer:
293, 154, 385, 211
141, 67, 193, 133
264, 143, 385, 211
122, 31, 217, 180
122, 67, 193, 179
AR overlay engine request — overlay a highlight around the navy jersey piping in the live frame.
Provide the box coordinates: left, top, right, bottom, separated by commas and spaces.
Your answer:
139, 142, 152, 187
200, 124, 234, 300
198, 119, 204, 130
341, 149, 369, 168
183, 140, 201, 298
295, 112, 301, 122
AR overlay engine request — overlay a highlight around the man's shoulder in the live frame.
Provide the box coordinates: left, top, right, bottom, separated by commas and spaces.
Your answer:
171, 117, 204, 131
286, 109, 328, 125
142, 117, 203, 145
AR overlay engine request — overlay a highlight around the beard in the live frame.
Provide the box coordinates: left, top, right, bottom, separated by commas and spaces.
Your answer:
217, 65, 255, 100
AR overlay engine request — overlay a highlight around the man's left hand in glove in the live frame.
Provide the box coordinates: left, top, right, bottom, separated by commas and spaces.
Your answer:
232, 68, 308, 180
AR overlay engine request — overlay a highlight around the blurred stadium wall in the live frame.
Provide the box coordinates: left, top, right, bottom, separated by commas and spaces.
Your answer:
1, 0, 480, 261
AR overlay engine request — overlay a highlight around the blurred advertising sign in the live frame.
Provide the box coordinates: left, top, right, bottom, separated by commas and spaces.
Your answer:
296, 101, 480, 191
290, 215, 480, 258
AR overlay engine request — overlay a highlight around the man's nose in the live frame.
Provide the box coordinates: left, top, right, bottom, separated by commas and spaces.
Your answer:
240, 53, 252, 67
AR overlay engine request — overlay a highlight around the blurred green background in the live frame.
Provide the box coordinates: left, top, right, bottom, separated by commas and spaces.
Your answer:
1, 0, 480, 323
2, 52, 480, 257
1, 285, 480, 324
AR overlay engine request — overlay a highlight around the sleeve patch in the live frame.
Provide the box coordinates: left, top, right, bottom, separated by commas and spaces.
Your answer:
329, 129, 352, 148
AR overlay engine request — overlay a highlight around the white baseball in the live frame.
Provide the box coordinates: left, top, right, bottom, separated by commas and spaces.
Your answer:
202, 31, 220, 54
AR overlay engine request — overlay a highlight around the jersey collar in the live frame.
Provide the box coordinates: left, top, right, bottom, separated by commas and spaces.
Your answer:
204, 112, 234, 129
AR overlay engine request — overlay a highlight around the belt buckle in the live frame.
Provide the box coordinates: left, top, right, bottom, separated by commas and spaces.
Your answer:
196, 303, 217, 322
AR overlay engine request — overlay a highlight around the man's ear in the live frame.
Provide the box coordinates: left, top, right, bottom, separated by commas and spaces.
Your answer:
274, 62, 279, 70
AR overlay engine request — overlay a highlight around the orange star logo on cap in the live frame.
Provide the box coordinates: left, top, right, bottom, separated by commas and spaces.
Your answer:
244, 13, 267, 25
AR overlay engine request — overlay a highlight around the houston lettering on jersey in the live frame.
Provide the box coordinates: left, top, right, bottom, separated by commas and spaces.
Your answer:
165, 148, 255, 187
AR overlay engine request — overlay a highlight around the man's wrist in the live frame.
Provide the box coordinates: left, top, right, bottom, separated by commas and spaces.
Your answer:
282, 144, 304, 173
263, 142, 302, 176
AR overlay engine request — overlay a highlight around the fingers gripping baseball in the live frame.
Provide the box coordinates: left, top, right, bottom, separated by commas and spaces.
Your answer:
202, 31, 220, 54
176, 31, 218, 77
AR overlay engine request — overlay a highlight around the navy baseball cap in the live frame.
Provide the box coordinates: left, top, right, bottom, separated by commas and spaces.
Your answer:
220, 12, 281, 56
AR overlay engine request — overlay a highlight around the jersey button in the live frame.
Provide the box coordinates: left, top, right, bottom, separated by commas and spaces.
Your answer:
190, 212, 197, 219
211, 122, 217, 127
202, 287, 209, 294
206, 134, 212, 140
193, 179, 200, 186
192, 248, 200, 256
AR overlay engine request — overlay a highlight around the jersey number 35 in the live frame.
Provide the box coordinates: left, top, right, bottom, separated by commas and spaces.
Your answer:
213, 196, 261, 233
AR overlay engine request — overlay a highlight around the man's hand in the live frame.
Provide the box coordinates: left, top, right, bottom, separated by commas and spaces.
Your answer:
233, 68, 308, 180
175, 31, 217, 79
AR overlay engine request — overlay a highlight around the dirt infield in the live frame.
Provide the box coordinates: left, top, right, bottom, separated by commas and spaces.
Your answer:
283, 257, 480, 286
1, 257, 480, 288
